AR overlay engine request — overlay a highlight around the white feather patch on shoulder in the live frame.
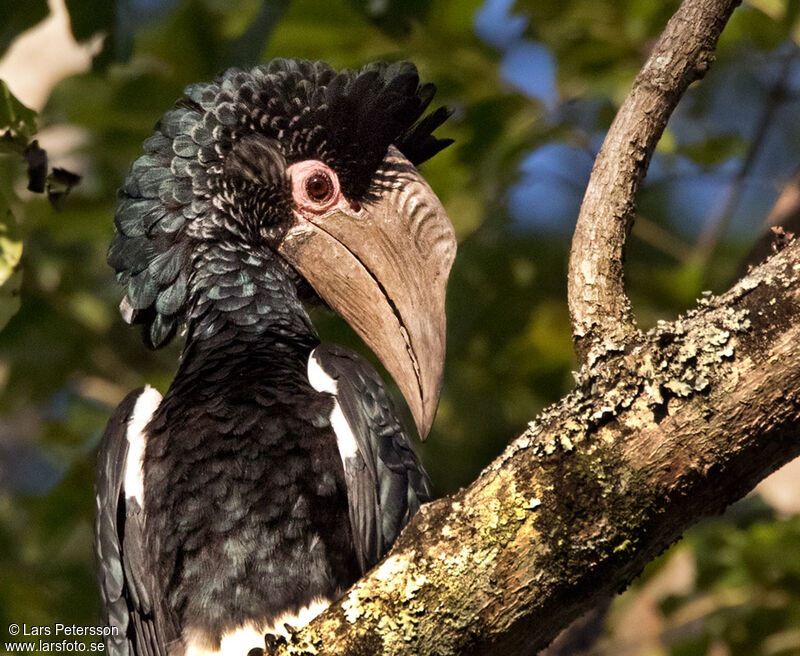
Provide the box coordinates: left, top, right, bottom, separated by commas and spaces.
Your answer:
307, 349, 337, 394
307, 349, 358, 462
183, 597, 332, 656
124, 385, 162, 508
330, 402, 357, 460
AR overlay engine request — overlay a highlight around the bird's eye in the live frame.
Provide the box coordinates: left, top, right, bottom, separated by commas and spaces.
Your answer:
305, 171, 333, 203
288, 159, 341, 214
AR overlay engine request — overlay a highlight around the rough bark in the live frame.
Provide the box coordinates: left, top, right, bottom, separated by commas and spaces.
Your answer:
567, 0, 741, 363
274, 240, 800, 656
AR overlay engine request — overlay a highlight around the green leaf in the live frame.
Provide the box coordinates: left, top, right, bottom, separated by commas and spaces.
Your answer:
0, 1, 49, 58
0, 207, 23, 331
0, 80, 38, 152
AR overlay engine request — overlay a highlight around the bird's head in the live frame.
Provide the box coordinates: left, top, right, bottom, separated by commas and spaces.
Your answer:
109, 59, 456, 438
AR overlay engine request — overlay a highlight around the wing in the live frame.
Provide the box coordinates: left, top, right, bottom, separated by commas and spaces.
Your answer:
309, 343, 432, 573
95, 386, 169, 656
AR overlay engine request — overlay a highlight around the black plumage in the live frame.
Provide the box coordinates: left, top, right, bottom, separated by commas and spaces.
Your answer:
145, 303, 357, 643
96, 58, 453, 656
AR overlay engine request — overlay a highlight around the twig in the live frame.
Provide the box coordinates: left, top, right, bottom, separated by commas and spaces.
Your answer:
693, 51, 795, 269
632, 215, 694, 263
567, 0, 742, 363
736, 167, 800, 276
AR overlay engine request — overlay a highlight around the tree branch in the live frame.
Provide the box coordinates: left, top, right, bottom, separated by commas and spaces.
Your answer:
274, 239, 800, 655
693, 50, 795, 269
738, 166, 800, 277
567, 0, 741, 363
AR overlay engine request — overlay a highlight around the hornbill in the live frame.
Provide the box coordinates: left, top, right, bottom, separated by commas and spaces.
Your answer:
94, 59, 456, 656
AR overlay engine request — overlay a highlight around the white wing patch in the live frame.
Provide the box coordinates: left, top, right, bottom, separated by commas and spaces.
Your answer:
307, 350, 337, 394
123, 385, 162, 507
308, 349, 358, 461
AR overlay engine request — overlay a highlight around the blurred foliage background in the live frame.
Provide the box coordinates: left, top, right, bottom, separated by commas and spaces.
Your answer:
1, 0, 800, 654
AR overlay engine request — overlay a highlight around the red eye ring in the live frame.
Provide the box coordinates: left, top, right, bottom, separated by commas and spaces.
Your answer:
288, 160, 341, 213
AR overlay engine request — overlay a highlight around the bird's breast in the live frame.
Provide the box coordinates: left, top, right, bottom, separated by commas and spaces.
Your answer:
141, 356, 360, 649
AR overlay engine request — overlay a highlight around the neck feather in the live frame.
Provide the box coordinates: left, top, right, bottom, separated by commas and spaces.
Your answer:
185, 242, 316, 349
